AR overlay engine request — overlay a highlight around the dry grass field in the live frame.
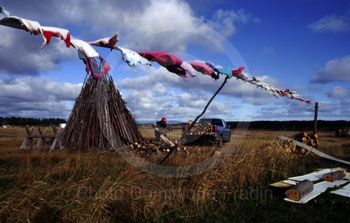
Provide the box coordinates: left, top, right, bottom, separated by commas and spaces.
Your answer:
0, 126, 350, 222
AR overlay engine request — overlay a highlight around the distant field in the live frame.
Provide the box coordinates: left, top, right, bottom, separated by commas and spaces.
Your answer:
0, 126, 350, 222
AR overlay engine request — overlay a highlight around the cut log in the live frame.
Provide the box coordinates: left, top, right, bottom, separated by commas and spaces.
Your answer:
285, 180, 313, 201
322, 171, 346, 182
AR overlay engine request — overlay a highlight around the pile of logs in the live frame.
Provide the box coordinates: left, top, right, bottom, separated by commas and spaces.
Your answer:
58, 74, 143, 151
127, 138, 189, 154
335, 128, 350, 138
293, 132, 319, 150
129, 138, 176, 153
281, 140, 298, 154
261, 141, 299, 154
182, 121, 214, 136
269, 132, 318, 155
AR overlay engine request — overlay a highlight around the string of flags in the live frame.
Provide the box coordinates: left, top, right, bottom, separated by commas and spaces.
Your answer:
0, 6, 311, 104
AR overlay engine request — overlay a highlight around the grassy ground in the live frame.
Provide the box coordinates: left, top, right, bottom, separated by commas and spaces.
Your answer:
0, 126, 350, 222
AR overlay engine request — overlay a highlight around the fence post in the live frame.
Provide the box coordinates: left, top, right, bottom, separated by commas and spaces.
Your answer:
314, 102, 318, 134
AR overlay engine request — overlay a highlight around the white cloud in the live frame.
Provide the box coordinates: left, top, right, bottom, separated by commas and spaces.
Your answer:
0, 78, 81, 118
0, 26, 76, 75
0, 0, 258, 75
207, 9, 259, 37
117, 69, 234, 121
115, 66, 294, 121
308, 15, 350, 32
327, 86, 349, 98
251, 99, 349, 120
120, 85, 233, 122
311, 55, 350, 83
117, 66, 279, 101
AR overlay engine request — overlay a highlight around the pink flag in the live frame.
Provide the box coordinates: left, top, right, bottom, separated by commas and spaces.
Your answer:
188, 61, 213, 76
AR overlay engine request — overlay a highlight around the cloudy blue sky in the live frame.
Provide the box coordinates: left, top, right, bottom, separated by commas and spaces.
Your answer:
0, 0, 349, 122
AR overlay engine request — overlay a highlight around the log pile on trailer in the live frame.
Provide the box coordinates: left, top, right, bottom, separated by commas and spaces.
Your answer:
183, 121, 214, 136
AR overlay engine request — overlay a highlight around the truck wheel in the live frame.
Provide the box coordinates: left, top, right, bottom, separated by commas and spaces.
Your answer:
227, 134, 231, 142
218, 136, 223, 148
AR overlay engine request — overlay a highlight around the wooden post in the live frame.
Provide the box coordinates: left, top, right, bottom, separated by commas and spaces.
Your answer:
314, 102, 318, 134
189, 76, 228, 129
20, 126, 35, 149
36, 127, 48, 148
161, 76, 229, 164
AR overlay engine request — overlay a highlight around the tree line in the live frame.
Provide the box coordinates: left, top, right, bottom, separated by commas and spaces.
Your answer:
0, 117, 66, 126
227, 120, 350, 131
1, 117, 349, 131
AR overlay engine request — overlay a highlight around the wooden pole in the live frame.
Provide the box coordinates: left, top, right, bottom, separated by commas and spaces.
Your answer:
161, 76, 229, 164
190, 76, 228, 129
314, 102, 318, 134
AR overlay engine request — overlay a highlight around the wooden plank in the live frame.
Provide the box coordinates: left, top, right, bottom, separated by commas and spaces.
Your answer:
270, 181, 296, 189
20, 138, 29, 150
20, 126, 35, 149
27, 135, 56, 138
160, 134, 175, 147
50, 129, 63, 150
36, 127, 48, 148
56, 129, 64, 149
27, 126, 35, 147
24, 126, 34, 135
279, 136, 350, 165
331, 183, 350, 198
50, 137, 58, 151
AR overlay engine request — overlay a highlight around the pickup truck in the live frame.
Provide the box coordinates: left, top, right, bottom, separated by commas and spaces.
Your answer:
182, 118, 231, 147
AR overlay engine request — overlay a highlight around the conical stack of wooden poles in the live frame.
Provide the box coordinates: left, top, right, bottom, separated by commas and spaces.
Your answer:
58, 74, 143, 151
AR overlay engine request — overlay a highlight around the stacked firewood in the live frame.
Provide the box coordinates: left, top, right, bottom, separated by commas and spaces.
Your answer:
278, 132, 319, 155
281, 140, 298, 154
264, 139, 312, 155
182, 121, 214, 136
294, 132, 319, 148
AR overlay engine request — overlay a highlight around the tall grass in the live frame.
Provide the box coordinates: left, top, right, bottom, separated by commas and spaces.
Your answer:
0, 127, 348, 222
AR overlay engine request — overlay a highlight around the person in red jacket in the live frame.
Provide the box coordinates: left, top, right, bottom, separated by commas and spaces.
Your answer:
153, 117, 168, 140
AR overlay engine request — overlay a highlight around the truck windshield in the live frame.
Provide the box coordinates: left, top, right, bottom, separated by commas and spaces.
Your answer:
200, 119, 223, 127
